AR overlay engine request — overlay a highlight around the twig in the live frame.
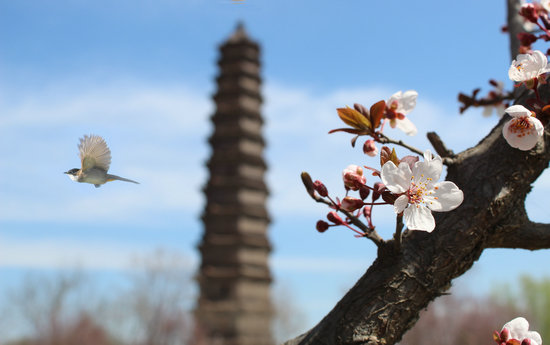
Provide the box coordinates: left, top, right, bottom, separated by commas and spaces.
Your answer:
377, 133, 424, 156
427, 131, 454, 158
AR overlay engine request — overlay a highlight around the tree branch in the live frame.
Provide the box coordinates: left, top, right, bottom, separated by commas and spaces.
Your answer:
507, 0, 523, 61
427, 131, 454, 159
487, 221, 550, 250
300, 172, 385, 247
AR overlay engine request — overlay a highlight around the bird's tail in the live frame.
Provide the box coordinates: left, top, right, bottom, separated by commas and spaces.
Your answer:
106, 174, 140, 184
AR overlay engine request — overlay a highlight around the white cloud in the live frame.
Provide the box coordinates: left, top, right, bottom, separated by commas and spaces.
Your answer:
0, 236, 198, 271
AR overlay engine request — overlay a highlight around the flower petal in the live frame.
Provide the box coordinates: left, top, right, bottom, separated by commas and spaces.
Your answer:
412, 153, 443, 183
425, 181, 464, 212
503, 317, 530, 340
526, 331, 542, 345
533, 50, 548, 72
395, 117, 418, 136
397, 90, 418, 115
394, 195, 409, 214
403, 204, 435, 232
381, 161, 411, 194
505, 105, 531, 118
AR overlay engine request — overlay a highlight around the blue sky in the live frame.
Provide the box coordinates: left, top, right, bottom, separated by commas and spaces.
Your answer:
1, 0, 550, 340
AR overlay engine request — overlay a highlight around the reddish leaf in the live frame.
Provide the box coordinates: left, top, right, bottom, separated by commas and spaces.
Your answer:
337, 107, 372, 130
380, 146, 392, 167
328, 128, 363, 135
369, 100, 386, 129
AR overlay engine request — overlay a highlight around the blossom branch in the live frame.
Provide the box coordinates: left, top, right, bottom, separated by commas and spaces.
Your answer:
458, 88, 514, 114
301, 172, 384, 247
377, 133, 424, 156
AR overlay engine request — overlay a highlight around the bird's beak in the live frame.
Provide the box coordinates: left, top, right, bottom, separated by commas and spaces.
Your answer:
63, 171, 69, 174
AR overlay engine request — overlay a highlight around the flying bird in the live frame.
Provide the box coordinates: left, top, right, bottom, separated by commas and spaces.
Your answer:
65, 135, 139, 188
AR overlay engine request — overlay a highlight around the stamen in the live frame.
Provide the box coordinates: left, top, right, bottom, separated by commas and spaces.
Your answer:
509, 116, 534, 137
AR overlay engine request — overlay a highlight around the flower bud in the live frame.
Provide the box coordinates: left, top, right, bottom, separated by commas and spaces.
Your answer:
541, 13, 550, 30
316, 220, 329, 233
517, 32, 537, 47
520, 3, 539, 23
313, 180, 328, 197
301, 172, 315, 198
381, 191, 397, 204
500, 328, 510, 342
363, 139, 378, 157
372, 182, 386, 202
522, 339, 532, 345
359, 185, 370, 200
341, 196, 364, 212
327, 211, 344, 225
342, 164, 366, 190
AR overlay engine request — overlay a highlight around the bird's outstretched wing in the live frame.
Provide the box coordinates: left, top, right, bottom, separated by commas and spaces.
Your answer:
79, 135, 112, 172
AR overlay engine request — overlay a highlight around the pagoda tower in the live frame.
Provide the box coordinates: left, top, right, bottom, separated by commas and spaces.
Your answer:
195, 24, 273, 345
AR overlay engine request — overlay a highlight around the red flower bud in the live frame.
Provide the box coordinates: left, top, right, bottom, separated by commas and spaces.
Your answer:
500, 328, 510, 342
363, 139, 378, 157
517, 32, 537, 47
381, 191, 397, 204
359, 185, 370, 200
341, 196, 364, 212
520, 3, 539, 23
313, 180, 328, 197
327, 211, 344, 225
372, 182, 386, 202
316, 220, 329, 232
342, 165, 366, 191
522, 339, 532, 345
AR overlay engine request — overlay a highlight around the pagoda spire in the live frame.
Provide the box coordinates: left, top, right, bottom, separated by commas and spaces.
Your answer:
195, 23, 273, 345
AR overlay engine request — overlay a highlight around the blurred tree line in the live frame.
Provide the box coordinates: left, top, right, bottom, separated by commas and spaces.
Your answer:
0, 250, 305, 345
1, 248, 546, 345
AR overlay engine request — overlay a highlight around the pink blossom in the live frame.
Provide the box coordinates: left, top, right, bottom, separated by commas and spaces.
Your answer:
342, 164, 366, 191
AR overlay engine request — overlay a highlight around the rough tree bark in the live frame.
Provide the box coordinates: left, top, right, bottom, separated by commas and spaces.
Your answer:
283, 2, 550, 344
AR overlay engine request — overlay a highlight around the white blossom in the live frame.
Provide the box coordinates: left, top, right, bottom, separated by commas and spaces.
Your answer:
509, 50, 550, 82
501, 317, 542, 345
503, 105, 544, 151
387, 90, 418, 136
380, 150, 464, 232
